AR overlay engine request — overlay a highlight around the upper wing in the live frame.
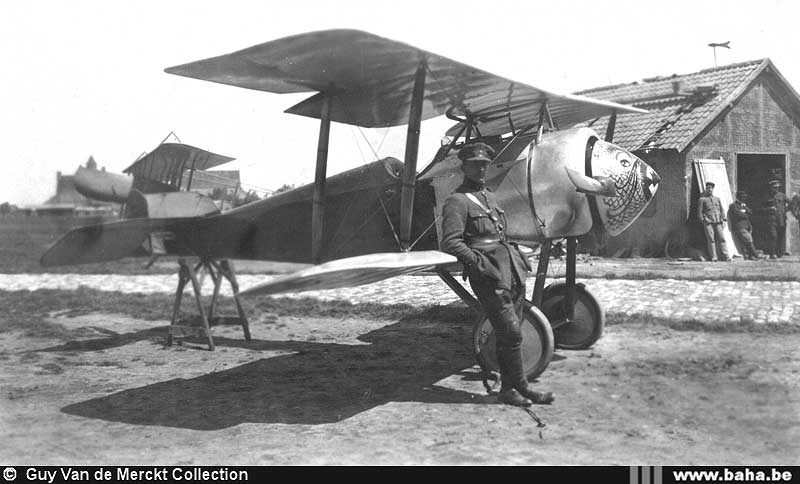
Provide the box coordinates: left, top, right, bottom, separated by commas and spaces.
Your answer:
444, 92, 647, 137
123, 143, 235, 191
165, 29, 644, 131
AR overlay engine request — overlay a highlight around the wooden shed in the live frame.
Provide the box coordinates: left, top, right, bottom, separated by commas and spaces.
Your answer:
576, 59, 800, 257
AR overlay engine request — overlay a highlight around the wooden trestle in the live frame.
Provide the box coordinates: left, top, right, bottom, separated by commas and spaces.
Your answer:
167, 257, 251, 350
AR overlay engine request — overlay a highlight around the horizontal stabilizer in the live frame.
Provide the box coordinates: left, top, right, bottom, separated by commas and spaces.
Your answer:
564, 167, 617, 197
40, 218, 190, 267
239, 251, 457, 297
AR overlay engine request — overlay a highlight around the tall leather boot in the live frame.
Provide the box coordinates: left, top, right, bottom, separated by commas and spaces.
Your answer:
501, 345, 555, 405
496, 346, 532, 407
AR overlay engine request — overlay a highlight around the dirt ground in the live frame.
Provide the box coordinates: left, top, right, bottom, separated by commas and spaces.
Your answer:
1, 299, 798, 465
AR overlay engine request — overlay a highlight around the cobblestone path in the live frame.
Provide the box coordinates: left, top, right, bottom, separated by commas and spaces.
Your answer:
2, 274, 798, 325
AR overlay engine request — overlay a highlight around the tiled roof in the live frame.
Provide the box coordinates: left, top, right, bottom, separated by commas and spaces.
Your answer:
189, 170, 240, 190
574, 59, 769, 151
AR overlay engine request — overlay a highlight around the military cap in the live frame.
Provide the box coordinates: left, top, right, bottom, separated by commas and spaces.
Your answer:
705, 181, 715, 188
768, 179, 781, 187
458, 142, 495, 163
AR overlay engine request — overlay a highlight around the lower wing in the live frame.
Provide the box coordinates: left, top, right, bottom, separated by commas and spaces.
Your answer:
239, 251, 456, 297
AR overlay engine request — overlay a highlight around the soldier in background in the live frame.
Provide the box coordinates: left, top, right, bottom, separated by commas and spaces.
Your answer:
790, 193, 800, 232
761, 197, 779, 259
767, 180, 788, 257
697, 181, 729, 262
728, 191, 758, 260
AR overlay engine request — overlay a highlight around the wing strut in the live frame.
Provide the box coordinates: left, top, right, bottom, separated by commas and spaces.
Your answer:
605, 110, 617, 142
311, 91, 332, 263
398, 59, 427, 250
186, 155, 198, 190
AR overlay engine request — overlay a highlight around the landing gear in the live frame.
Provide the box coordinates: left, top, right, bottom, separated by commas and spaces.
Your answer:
472, 302, 554, 381
535, 237, 604, 350
541, 282, 603, 350
436, 236, 605, 384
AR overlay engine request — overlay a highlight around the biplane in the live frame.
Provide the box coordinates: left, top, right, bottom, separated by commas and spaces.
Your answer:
73, 141, 237, 217
42, 29, 660, 383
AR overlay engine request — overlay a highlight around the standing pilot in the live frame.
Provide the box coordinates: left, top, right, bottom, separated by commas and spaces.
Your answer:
697, 181, 729, 262
440, 142, 554, 407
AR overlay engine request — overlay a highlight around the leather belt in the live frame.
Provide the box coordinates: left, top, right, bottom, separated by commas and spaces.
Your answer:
466, 236, 502, 247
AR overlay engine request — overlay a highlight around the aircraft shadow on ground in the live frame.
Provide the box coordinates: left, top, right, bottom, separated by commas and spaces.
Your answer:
60, 309, 489, 430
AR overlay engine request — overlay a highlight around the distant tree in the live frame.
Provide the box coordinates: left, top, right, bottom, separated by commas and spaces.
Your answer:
209, 187, 227, 201
0, 202, 10, 216
273, 183, 295, 195
232, 190, 261, 207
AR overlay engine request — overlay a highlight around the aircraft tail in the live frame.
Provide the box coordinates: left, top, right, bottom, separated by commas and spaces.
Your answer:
40, 218, 192, 267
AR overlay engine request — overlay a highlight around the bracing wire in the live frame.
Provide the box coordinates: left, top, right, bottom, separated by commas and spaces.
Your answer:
408, 215, 439, 251
190, 170, 274, 195
320, 98, 408, 255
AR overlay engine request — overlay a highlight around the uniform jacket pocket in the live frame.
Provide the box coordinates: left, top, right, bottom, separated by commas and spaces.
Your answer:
470, 247, 502, 281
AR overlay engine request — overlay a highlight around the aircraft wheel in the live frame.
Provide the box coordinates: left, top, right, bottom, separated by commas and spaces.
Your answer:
472, 302, 554, 385
541, 282, 604, 350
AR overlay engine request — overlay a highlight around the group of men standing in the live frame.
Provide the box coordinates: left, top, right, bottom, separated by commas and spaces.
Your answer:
698, 179, 795, 261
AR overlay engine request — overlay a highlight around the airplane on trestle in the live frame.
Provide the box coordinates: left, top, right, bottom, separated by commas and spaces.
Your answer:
41, 29, 660, 385
74, 139, 238, 218
73, 138, 250, 287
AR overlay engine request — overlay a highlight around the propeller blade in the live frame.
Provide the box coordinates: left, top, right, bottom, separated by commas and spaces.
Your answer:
564, 167, 617, 197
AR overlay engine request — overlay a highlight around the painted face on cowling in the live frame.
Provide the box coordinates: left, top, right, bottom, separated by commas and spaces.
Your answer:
442, 128, 660, 245
589, 139, 661, 236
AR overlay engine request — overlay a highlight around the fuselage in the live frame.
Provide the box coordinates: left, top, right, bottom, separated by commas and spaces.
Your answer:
40, 128, 660, 268
174, 128, 659, 264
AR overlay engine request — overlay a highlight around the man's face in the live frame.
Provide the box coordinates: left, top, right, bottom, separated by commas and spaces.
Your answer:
462, 160, 488, 184
706, 185, 714, 194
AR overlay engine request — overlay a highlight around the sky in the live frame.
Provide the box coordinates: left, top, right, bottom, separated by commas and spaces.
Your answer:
1, 0, 798, 206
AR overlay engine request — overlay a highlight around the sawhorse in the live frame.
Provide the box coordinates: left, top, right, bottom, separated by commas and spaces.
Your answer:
167, 257, 251, 350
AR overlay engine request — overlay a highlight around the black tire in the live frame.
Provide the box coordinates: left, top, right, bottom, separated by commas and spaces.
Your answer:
472, 302, 554, 381
541, 282, 604, 350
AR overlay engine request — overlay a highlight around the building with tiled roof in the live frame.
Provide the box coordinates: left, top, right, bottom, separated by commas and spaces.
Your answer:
574, 59, 800, 257
42, 156, 120, 216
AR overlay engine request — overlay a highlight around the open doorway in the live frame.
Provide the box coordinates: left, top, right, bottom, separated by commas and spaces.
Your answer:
736, 153, 785, 251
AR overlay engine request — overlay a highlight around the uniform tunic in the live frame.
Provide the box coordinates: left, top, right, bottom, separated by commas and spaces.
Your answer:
770, 191, 788, 256
762, 200, 780, 257
698, 193, 726, 224
698, 191, 729, 261
440, 181, 530, 290
440, 179, 531, 349
728, 200, 757, 259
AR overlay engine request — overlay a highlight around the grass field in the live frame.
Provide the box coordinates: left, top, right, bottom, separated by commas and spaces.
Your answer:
0, 214, 153, 274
